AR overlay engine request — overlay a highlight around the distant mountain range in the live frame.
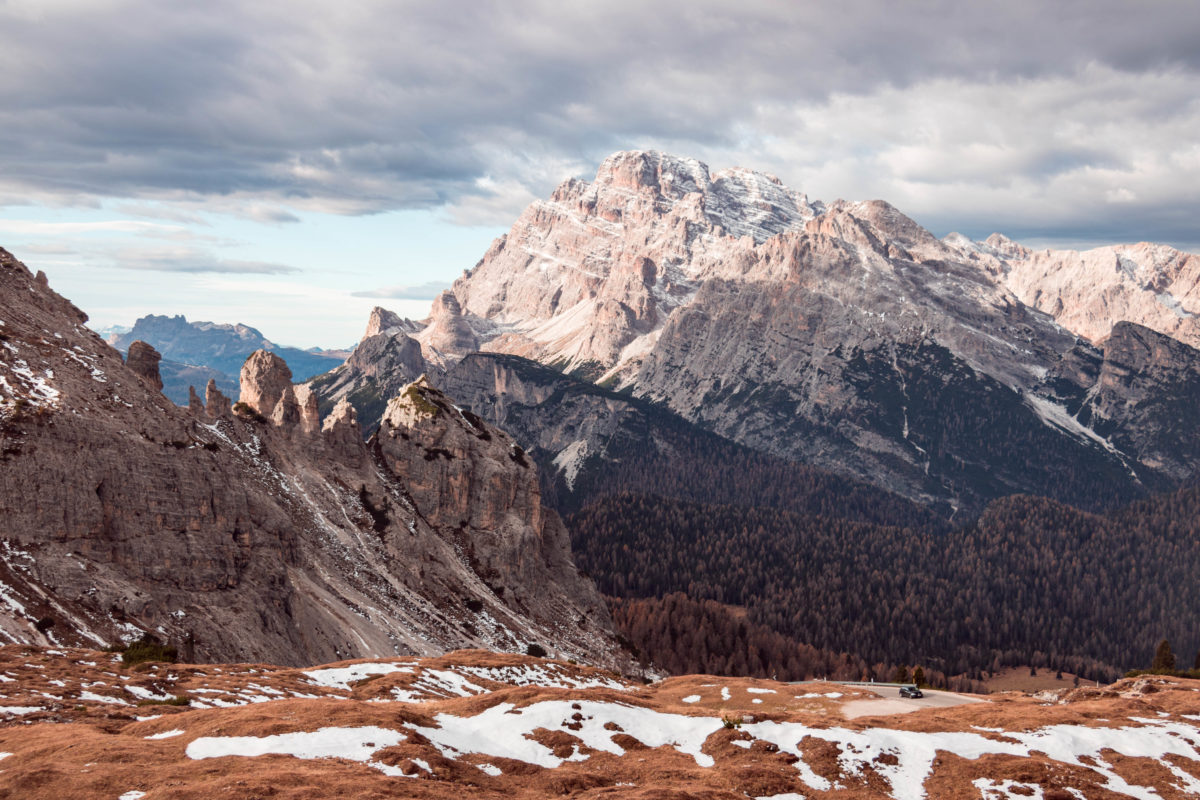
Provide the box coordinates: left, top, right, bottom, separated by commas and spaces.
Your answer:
109, 314, 347, 405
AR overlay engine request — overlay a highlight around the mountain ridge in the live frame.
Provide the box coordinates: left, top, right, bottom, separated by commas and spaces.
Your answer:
0, 248, 620, 668
315, 149, 1200, 514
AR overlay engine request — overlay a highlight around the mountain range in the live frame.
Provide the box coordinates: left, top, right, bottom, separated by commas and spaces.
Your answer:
109, 314, 346, 406
3, 148, 1200, 684
313, 150, 1200, 518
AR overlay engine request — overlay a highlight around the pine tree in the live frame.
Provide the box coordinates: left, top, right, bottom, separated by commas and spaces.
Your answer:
892, 665, 909, 683
912, 666, 925, 687
1152, 639, 1176, 672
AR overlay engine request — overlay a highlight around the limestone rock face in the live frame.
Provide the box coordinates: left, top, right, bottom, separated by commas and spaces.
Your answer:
124, 340, 163, 392
321, 397, 364, 463
205, 378, 231, 418
293, 384, 320, 434
443, 150, 824, 382
0, 248, 620, 668
417, 290, 479, 365
188, 385, 205, 415
348, 150, 1200, 514
971, 239, 1200, 349
239, 350, 293, 418
373, 377, 604, 620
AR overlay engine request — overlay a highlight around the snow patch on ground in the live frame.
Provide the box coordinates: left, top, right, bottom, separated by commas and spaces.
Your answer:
145, 729, 185, 740
180, 699, 1200, 800
187, 726, 410, 778
302, 662, 414, 691
456, 663, 627, 691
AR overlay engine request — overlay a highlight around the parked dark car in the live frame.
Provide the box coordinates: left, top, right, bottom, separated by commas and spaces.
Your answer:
899, 685, 924, 698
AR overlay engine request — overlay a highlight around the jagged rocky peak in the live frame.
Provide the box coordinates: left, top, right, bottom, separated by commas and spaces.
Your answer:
238, 349, 293, 418
123, 340, 163, 391
205, 377, 231, 418
363, 305, 406, 339
588, 149, 823, 241
293, 384, 320, 434
187, 384, 205, 415
416, 290, 479, 364
379, 374, 446, 431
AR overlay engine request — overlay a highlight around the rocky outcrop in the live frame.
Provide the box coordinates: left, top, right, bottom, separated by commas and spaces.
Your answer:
307, 319, 428, 436
293, 384, 320, 434
238, 350, 293, 418
416, 290, 479, 365
187, 385, 205, 415
0, 248, 620, 668
110, 313, 344, 401
123, 340, 163, 391
321, 398, 364, 463
205, 378, 231, 418
362, 305, 422, 339
372, 377, 605, 622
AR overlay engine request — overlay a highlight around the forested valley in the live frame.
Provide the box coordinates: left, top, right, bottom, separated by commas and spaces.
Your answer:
572, 488, 1200, 683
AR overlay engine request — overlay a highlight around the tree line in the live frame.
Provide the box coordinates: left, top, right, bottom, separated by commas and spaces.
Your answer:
569, 488, 1200, 682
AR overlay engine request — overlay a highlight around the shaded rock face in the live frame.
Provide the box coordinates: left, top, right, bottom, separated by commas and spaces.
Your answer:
123, 341, 163, 391
0, 248, 620, 668
205, 378, 231, 418
372, 377, 604, 622
1073, 322, 1200, 480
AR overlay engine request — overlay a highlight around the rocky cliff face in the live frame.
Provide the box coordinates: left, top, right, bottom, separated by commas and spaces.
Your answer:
0, 248, 618, 667
946, 235, 1200, 350
321, 151, 1200, 513
308, 310, 429, 435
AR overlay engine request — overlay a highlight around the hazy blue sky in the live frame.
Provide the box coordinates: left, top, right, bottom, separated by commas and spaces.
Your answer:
1, 0, 1197, 346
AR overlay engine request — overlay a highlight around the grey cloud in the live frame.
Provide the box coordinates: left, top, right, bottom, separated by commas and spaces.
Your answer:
351, 281, 451, 300
0, 0, 1198, 246
113, 249, 299, 274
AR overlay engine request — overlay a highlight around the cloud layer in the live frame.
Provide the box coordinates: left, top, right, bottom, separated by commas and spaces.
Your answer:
1, 0, 1198, 247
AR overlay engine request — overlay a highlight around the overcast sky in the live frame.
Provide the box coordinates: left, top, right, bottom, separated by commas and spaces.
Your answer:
1, 0, 1197, 346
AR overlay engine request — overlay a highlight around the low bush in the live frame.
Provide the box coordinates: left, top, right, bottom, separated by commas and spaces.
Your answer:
120, 634, 178, 666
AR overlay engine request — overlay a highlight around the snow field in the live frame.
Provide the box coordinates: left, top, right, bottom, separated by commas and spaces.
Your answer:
183, 700, 1200, 799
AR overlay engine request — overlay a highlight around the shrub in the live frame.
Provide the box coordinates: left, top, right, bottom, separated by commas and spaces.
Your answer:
231, 402, 267, 423
526, 643, 548, 658
136, 695, 190, 707
121, 634, 178, 666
